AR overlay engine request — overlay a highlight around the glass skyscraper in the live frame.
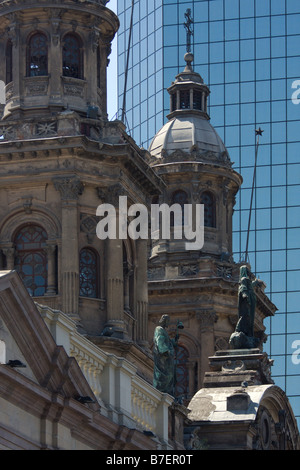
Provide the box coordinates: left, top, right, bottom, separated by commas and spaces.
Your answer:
116, 0, 300, 426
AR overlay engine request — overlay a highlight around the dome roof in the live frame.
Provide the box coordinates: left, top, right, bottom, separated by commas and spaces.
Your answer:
149, 114, 227, 159
148, 53, 231, 167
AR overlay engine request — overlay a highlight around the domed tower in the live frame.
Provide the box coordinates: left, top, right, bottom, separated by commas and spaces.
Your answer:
149, 51, 241, 260
147, 53, 276, 400
0, 0, 163, 379
0, 0, 116, 123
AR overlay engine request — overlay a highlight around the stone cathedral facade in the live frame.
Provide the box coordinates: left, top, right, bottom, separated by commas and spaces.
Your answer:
0, 0, 164, 382
0, 0, 298, 450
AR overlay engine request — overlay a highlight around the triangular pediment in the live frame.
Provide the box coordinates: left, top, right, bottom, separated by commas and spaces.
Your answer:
0, 270, 99, 409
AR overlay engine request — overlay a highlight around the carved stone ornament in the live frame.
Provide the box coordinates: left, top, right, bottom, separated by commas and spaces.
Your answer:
215, 336, 229, 351
80, 214, 98, 234
97, 184, 127, 206
90, 28, 100, 52
0, 125, 15, 140
179, 264, 199, 277
53, 176, 84, 200
64, 84, 84, 98
50, 9, 62, 46
22, 197, 33, 214
147, 266, 165, 280
222, 359, 245, 373
35, 121, 57, 137
25, 77, 49, 96
216, 264, 233, 279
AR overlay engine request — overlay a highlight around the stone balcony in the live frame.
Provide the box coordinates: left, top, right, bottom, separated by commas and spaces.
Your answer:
37, 302, 174, 448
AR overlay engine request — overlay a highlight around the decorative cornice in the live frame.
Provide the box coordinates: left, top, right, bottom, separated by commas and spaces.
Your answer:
156, 147, 233, 168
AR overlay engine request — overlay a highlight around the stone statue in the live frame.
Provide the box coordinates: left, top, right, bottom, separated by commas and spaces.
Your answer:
153, 314, 178, 395
229, 265, 261, 349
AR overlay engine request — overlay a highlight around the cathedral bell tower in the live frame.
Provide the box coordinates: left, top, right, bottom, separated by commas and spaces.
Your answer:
0, 0, 117, 126
148, 50, 241, 262
0, 0, 163, 380
147, 51, 276, 400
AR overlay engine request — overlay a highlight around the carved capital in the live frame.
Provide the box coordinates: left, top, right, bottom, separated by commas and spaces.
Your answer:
196, 309, 217, 331
45, 243, 56, 256
2, 246, 15, 258
90, 28, 100, 52
97, 183, 127, 207
53, 176, 84, 201
7, 13, 20, 47
1, 244, 15, 270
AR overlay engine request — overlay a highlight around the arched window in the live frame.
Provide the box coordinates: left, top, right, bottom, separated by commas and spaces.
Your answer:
79, 248, 98, 298
193, 91, 202, 110
180, 90, 190, 109
27, 32, 48, 77
14, 225, 48, 296
175, 344, 189, 399
6, 40, 13, 83
172, 190, 188, 207
201, 191, 216, 228
171, 190, 188, 226
62, 33, 83, 79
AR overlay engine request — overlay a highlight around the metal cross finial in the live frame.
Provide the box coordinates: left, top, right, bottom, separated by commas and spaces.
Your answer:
184, 8, 194, 53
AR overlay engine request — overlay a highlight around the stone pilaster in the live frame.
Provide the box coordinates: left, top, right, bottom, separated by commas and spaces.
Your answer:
196, 309, 217, 384
98, 184, 128, 339
135, 238, 149, 348
49, 10, 63, 109
104, 237, 126, 338
53, 176, 83, 317
87, 26, 100, 109
45, 243, 56, 295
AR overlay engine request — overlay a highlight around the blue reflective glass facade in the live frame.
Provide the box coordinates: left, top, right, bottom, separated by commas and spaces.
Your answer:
117, 0, 300, 426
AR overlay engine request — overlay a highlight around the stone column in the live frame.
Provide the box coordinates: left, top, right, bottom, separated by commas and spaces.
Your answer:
227, 191, 236, 254
190, 89, 193, 109
105, 237, 126, 338
196, 309, 217, 386
98, 184, 128, 338
188, 361, 195, 399
49, 11, 63, 109
53, 176, 83, 317
219, 177, 231, 253
135, 238, 149, 349
87, 27, 100, 109
45, 243, 56, 295
8, 14, 21, 112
